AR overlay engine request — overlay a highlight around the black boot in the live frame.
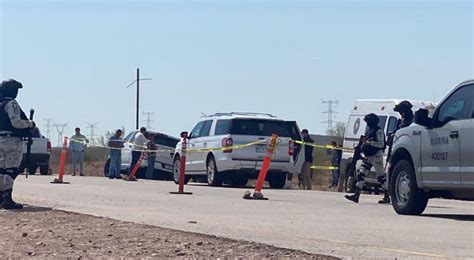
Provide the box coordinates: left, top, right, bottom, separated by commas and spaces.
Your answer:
0, 191, 3, 206
378, 192, 391, 204
345, 189, 361, 203
1, 189, 23, 210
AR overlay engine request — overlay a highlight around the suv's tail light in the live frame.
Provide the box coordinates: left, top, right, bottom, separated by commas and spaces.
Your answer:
222, 137, 233, 153
47, 141, 52, 153
289, 140, 295, 156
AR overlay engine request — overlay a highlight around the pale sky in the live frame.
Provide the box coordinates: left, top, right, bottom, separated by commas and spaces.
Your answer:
1, 0, 473, 146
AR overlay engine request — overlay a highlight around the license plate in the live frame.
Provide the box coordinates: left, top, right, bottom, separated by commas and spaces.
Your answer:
255, 145, 267, 153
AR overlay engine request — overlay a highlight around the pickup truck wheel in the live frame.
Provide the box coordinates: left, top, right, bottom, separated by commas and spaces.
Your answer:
207, 156, 223, 187
390, 160, 428, 215
28, 163, 37, 175
172, 156, 190, 185
268, 172, 286, 189
40, 163, 49, 175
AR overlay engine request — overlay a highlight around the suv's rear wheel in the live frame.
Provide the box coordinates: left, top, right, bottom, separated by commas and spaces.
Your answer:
207, 156, 223, 187
268, 172, 286, 189
390, 159, 428, 215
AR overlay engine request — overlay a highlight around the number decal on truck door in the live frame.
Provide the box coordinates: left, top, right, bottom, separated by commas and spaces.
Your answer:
431, 152, 448, 161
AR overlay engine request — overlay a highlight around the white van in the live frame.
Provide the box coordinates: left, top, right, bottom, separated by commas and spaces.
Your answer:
340, 99, 435, 192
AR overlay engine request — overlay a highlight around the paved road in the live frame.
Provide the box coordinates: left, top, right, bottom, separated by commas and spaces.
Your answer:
13, 176, 474, 259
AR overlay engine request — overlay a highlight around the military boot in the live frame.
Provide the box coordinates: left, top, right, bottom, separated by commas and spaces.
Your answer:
378, 192, 391, 204
0, 191, 3, 206
345, 189, 361, 203
1, 189, 23, 210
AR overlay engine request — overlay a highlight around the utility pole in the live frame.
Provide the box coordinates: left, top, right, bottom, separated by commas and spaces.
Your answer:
142, 112, 155, 129
321, 100, 339, 134
43, 118, 53, 140
52, 122, 68, 147
85, 122, 99, 146
126, 68, 152, 130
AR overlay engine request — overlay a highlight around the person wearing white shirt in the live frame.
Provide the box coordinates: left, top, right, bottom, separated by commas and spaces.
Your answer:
125, 127, 148, 179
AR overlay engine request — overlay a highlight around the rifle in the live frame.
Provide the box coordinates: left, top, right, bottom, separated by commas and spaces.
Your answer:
345, 135, 365, 192
25, 109, 34, 178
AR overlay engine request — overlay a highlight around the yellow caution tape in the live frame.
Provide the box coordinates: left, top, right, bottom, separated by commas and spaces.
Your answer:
293, 140, 354, 153
311, 165, 339, 170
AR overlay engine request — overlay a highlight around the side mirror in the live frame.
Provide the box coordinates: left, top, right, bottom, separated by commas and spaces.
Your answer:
415, 109, 431, 128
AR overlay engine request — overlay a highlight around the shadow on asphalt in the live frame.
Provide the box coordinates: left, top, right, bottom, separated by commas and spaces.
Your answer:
20, 205, 53, 213
421, 214, 474, 222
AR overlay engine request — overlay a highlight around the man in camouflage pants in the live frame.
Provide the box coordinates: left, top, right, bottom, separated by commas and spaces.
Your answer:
0, 79, 35, 210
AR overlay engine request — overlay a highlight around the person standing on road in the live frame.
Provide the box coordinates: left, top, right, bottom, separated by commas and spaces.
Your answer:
69, 127, 89, 176
145, 133, 157, 180
107, 129, 124, 179
378, 101, 416, 204
0, 79, 36, 209
123, 127, 148, 180
329, 141, 342, 188
300, 129, 314, 190
345, 113, 386, 203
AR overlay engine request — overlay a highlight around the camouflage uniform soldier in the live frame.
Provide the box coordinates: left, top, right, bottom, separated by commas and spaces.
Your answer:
0, 79, 35, 209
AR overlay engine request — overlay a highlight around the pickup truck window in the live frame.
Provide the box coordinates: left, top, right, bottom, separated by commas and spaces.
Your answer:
387, 116, 398, 134
436, 85, 473, 125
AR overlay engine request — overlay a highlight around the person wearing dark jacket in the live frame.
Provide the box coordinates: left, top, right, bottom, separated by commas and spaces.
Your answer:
345, 113, 386, 203
330, 141, 342, 188
300, 129, 314, 190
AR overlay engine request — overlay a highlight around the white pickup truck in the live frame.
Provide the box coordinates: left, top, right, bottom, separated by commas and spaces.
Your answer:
20, 128, 52, 175
389, 80, 474, 215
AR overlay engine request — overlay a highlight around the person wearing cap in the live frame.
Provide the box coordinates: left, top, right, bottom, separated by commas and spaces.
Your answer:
107, 129, 124, 179
394, 100, 415, 129
69, 127, 89, 176
377, 100, 416, 204
300, 129, 315, 190
345, 113, 386, 203
0, 79, 36, 209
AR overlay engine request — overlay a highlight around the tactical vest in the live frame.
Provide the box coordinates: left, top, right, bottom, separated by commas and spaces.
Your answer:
0, 99, 31, 138
362, 126, 385, 157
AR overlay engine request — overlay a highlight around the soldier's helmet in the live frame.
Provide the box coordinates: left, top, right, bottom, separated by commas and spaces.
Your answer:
394, 100, 413, 113
364, 113, 380, 127
0, 79, 23, 99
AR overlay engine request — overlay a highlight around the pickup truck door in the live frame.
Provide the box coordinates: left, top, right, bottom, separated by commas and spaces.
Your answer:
284, 121, 303, 172
420, 85, 473, 188
460, 119, 474, 188
460, 85, 474, 188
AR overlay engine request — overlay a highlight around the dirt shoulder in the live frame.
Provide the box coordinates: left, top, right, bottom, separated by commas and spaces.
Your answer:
0, 205, 338, 259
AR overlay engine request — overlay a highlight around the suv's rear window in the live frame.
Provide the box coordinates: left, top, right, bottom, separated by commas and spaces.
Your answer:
215, 119, 290, 137
154, 134, 179, 148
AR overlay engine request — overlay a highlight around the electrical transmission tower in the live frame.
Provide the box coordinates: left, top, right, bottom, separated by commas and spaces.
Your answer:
142, 112, 155, 129
85, 122, 99, 146
43, 118, 53, 140
321, 100, 339, 134
52, 122, 69, 147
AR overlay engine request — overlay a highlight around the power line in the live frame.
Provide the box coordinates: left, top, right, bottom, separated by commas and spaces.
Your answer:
321, 100, 339, 134
85, 122, 99, 146
52, 121, 69, 147
142, 112, 155, 129
43, 118, 53, 140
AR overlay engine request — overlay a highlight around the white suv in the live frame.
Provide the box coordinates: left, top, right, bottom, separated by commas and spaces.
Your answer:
173, 113, 304, 188
389, 80, 474, 215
